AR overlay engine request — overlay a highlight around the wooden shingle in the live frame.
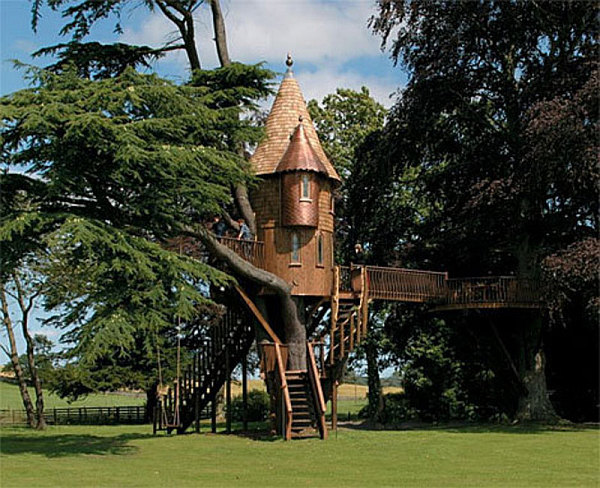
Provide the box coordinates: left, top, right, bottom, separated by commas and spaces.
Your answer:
251, 75, 340, 183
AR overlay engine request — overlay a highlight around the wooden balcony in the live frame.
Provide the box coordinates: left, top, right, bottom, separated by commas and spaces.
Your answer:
217, 236, 265, 269
435, 276, 541, 310
367, 266, 448, 302
337, 265, 540, 310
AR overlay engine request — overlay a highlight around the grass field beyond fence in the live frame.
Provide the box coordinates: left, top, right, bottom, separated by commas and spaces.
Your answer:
1, 423, 598, 487
0, 381, 145, 410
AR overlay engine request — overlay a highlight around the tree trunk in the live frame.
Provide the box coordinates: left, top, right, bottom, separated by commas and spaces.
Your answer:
365, 332, 383, 422
515, 315, 558, 422
185, 227, 306, 366
208, 0, 231, 67
516, 348, 558, 421
14, 278, 46, 429
146, 385, 158, 423
1, 289, 36, 428
23, 332, 46, 429
208, 0, 257, 234
284, 297, 306, 370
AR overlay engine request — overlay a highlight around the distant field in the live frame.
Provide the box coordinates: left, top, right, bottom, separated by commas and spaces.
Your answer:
1, 423, 597, 487
0, 382, 145, 410
1, 379, 400, 415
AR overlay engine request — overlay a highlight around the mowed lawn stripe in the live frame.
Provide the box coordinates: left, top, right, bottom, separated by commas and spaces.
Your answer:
1, 424, 597, 487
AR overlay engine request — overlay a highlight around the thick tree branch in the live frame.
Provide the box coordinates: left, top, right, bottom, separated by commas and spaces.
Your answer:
183, 225, 291, 296
208, 0, 231, 67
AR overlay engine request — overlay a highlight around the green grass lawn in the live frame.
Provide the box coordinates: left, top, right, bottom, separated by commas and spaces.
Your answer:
1, 423, 597, 487
0, 381, 145, 410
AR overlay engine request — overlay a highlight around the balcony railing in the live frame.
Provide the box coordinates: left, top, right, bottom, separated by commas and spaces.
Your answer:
444, 277, 540, 308
366, 266, 448, 302
217, 236, 265, 269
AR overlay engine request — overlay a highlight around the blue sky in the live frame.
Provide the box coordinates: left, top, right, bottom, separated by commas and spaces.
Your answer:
1, 0, 408, 355
1, 0, 407, 105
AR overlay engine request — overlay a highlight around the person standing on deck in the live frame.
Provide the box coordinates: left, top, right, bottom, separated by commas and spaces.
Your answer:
212, 215, 228, 237
237, 218, 253, 240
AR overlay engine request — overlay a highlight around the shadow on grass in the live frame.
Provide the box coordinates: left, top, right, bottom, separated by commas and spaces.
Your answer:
0, 431, 154, 458
342, 420, 599, 435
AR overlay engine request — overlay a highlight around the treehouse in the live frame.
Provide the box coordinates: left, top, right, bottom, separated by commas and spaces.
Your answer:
250, 56, 340, 300
154, 56, 541, 440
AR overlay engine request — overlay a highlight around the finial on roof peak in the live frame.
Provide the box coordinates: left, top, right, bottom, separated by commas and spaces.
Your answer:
284, 52, 294, 78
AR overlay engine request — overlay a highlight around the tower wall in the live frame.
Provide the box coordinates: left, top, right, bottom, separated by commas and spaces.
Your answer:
253, 177, 335, 297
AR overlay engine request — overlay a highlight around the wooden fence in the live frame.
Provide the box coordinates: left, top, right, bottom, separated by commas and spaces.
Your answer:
366, 266, 448, 302
0, 405, 148, 426
217, 237, 265, 269
444, 277, 540, 309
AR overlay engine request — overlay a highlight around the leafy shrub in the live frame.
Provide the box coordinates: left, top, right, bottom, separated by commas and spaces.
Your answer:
228, 389, 270, 422
358, 393, 417, 424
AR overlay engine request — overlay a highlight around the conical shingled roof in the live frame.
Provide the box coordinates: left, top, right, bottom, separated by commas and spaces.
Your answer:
275, 122, 328, 175
250, 61, 340, 182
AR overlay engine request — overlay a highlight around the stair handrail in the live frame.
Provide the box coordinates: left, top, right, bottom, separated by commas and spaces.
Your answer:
307, 342, 328, 440
274, 342, 293, 440
307, 343, 327, 412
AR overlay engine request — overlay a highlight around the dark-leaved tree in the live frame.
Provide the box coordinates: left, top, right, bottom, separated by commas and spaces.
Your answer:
368, 0, 598, 420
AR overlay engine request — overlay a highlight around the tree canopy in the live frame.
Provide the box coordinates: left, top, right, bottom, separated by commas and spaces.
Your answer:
357, 0, 599, 421
1, 62, 273, 378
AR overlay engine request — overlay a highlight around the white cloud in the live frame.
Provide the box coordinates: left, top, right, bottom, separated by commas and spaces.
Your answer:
120, 0, 401, 107
13, 39, 38, 55
295, 67, 398, 108
221, 0, 381, 66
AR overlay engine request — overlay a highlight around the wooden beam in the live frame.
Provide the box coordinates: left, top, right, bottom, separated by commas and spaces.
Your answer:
242, 354, 248, 432
331, 380, 338, 431
235, 285, 282, 344
225, 347, 231, 434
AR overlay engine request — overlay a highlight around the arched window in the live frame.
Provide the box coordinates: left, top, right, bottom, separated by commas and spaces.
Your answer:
291, 233, 301, 264
330, 194, 335, 214
301, 174, 311, 200
316, 233, 324, 266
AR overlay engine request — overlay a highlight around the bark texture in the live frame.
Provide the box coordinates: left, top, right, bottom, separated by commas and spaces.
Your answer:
15, 277, 46, 429
516, 349, 558, 421
515, 315, 559, 422
1, 289, 36, 428
185, 227, 306, 367
365, 332, 383, 422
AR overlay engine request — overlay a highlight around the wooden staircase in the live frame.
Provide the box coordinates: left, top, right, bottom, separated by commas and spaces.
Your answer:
286, 371, 320, 437
155, 293, 255, 434
327, 266, 369, 367
260, 342, 327, 440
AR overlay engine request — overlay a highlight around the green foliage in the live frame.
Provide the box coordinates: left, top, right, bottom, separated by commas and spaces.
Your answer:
362, 0, 599, 422
227, 389, 270, 422
33, 42, 165, 79
1, 62, 273, 395
371, 0, 598, 275
308, 87, 386, 180
359, 392, 417, 424
307, 87, 387, 265
401, 320, 475, 422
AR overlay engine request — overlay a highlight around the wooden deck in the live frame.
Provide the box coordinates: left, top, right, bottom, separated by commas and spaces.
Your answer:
198, 237, 540, 310
339, 266, 540, 310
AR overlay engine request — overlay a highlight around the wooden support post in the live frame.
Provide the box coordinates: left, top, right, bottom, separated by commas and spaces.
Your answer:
340, 314, 345, 359
349, 313, 355, 352
242, 353, 248, 432
361, 267, 369, 338
211, 397, 217, 433
153, 406, 157, 435
194, 353, 200, 434
331, 380, 338, 430
225, 347, 231, 434
330, 267, 340, 365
